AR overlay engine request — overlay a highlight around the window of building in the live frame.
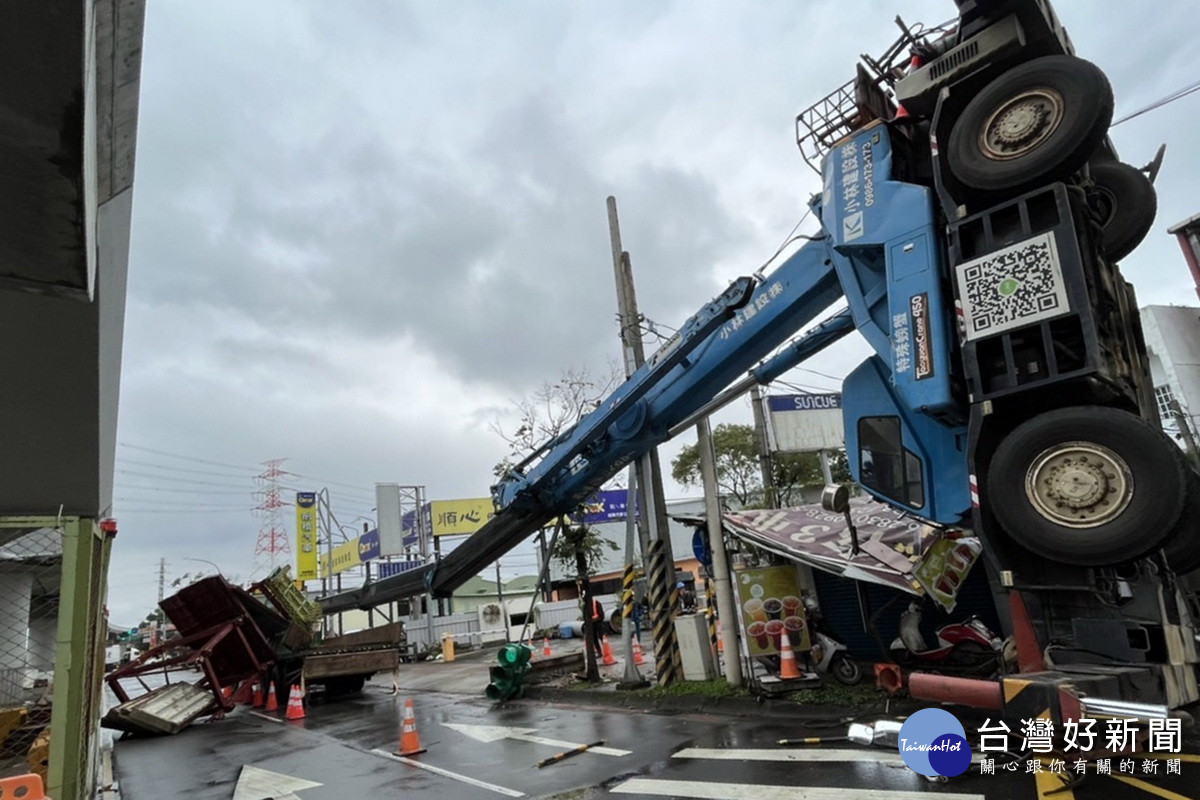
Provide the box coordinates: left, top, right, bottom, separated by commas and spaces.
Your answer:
1155, 384, 1176, 421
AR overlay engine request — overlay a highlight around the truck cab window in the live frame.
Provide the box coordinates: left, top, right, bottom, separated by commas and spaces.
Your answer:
859, 416, 924, 508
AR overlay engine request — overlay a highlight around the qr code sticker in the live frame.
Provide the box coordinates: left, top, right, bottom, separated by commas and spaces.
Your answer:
955, 231, 1070, 342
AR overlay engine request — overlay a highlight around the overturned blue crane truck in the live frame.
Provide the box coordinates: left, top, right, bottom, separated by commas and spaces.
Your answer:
326, 0, 1199, 723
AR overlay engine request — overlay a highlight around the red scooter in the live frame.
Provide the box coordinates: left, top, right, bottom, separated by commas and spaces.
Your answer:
888, 600, 1003, 668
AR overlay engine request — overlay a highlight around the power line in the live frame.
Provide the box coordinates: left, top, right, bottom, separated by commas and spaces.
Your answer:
118, 443, 379, 503
115, 497, 254, 509
118, 442, 258, 472
117, 508, 250, 514
1112, 78, 1200, 126
119, 484, 254, 495
290, 472, 378, 498
116, 458, 258, 480
116, 469, 255, 490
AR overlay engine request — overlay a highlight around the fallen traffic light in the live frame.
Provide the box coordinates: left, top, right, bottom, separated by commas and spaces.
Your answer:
485, 643, 532, 701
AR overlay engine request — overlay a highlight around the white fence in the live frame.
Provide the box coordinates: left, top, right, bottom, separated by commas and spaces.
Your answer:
403, 594, 619, 651
403, 611, 477, 651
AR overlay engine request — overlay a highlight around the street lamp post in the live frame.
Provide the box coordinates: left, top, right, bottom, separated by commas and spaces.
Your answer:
183, 557, 222, 575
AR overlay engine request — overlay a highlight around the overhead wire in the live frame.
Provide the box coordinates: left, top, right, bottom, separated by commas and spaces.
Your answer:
1112, 78, 1200, 126
120, 444, 379, 503
118, 442, 258, 472
116, 469, 256, 489
752, 207, 816, 280
117, 458, 263, 480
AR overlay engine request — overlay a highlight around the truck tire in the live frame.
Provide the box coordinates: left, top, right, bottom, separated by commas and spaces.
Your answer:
987, 407, 1186, 565
946, 56, 1113, 192
1090, 161, 1157, 262
1163, 463, 1200, 575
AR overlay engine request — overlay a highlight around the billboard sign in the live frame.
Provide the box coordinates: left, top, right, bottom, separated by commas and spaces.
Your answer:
321, 537, 362, 577
376, 483, 405, 556
294, 492, 318, 581
377, 560, 423, 579
767, 393, 845, 453
734, 564, 809, 658
358, 529, 381, 562
429, 498, 495, 537
573, 489, 636, 524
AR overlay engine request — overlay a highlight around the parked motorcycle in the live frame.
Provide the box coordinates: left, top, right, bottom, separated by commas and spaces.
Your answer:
809, 627, 863, 685
802, 596, 862, 685
888, 600, 1003, 668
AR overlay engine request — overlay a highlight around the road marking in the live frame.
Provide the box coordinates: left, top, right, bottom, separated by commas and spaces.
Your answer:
232, 765, 321, 800
443, 722, 631, 756
673, 747, 905, 763
1110, 774, 1194, 800
1034, 767, 1074, 800
674, 747, 984, 766
369, 749, 524, 797
611, 778, 984, 800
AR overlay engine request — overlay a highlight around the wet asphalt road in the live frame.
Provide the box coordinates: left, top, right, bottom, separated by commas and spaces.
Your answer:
111, 683, 1200, 800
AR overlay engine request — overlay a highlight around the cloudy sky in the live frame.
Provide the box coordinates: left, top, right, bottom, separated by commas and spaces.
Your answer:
108, 0, 1200, 625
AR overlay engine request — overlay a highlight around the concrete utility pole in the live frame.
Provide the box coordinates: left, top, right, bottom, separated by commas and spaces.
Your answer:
496, 561, 509, 643
617, 467, 648, 689
607, 196, 682, 685
1169, 397, 1200, 466
698, 417, 742, 686
750, 385, 776, 508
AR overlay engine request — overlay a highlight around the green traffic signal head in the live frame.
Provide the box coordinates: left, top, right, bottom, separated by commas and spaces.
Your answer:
498, 643, 532, 666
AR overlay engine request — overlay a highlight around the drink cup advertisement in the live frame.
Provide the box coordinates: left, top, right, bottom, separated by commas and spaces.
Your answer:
735, 565, 809, 655
913, 536, 982, 613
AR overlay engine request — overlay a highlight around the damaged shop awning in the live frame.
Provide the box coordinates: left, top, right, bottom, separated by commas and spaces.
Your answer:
681, 497, 982, 612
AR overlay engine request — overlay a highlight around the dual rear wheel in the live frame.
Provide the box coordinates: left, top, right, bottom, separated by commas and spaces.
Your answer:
946, 55, 1156, 261
987, 406, 1194, 568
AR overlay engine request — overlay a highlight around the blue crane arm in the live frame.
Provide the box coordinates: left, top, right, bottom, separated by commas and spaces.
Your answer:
322, 237, 850, 611
322, 122, 969, 614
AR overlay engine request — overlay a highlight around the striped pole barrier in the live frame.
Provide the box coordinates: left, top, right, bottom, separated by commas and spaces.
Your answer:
647, 540, 680, 685
535, 740, 606, 769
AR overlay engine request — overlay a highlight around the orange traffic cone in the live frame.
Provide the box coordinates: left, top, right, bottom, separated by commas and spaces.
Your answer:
252, 681, 265, 708
396, 697, 426, 756
779, 635, 801, 680
601, 635, 617, 666
0, 773, 48, 800
285, 685, 306, 721
232, 680, 254, 705
542, 637, 552, 658
632, 638, 646, 665
264, 682, 279, 712
221, 685, 232, 700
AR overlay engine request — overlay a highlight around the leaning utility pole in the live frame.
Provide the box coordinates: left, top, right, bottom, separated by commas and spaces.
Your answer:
698, 417, 742, 686
749, 385, 777, 508
608, 196, 682, 685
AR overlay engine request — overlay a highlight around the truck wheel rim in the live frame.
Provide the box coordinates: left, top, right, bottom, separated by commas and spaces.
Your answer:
978, 88, 1064, 161
1024, 441, 1133, 528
